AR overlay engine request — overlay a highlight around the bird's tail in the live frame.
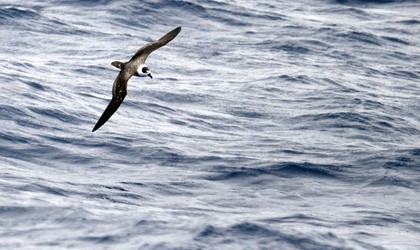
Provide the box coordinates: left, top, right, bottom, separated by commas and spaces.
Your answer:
111, 61, 124, 69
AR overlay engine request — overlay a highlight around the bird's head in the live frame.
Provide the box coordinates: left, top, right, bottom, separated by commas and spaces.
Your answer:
135, 64, 152, 78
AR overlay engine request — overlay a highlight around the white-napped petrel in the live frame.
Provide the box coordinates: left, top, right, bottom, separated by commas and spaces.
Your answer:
92, 27, 182, 132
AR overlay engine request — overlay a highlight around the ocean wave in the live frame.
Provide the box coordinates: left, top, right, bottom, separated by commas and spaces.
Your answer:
0, 0, 419, 248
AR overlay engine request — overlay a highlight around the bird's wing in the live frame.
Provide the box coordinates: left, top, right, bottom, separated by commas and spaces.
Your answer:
129, 27, 181, 66
92, 73, 128, 132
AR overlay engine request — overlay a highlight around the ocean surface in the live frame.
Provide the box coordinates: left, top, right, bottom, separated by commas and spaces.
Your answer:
0, 0, 419, 249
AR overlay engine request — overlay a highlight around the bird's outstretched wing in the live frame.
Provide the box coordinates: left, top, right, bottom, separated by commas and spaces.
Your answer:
129, 26, 181, 66
92, 73, 128, 132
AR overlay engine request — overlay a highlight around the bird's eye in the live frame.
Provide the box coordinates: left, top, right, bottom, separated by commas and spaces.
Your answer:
142, 67, 149, 73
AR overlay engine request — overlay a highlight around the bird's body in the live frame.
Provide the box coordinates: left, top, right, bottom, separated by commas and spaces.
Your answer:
92, 27, 181, 132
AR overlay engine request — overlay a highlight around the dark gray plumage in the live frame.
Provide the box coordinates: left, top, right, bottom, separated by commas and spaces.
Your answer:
92, 27, 181, 132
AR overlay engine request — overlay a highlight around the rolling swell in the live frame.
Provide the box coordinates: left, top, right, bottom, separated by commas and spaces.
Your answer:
204, 162, 343, 181
0, 0, 419, 249
196, 222, 352, 250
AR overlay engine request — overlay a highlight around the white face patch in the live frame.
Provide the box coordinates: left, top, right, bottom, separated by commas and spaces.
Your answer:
136, 64, 151, 77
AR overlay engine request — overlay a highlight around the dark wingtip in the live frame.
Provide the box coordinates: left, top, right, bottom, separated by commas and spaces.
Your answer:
91, 97, 125, 133
92, 123, 101, 132
172, 27, 181, 35
92, 115, 107, 132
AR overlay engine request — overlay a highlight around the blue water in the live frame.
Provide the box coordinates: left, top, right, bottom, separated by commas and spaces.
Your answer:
0, 0, 419, 249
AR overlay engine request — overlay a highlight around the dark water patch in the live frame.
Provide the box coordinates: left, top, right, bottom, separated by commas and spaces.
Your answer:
0, 132, 31, 145
168, 118, 188, 126
83, 191, 143, 206
381, 36, 410, 45
14, 117, 50, 130
91, 184, 129, 192
169, 180, 203, 189
0, 6, 89, 35
397, 19, 420, 25
197, 225, 222, 237
0, 144, 48, 162
272, 43, 311, 54
53, 0, 115, 6
367, 175, 412, 188
226, 107, 266, 119
143, 147, 191, 166
18, 183, 68, 196
317, 26, 340, 35
79, 185, 149, 202
338, 31, 382, 46
267, 162, 342, 179
79, 235, 116, 244
0, 6, 40, 20
291, 111, 416, 135
134, 219, 168, 228
229, 222, 277, 236
327, 49, 354, 60
335, 0, 405, 4
281, 149, 306, 155
9, 61, 35, 70
292, 112, 371, 129
379, 27, 413, 36
0, 105, 28, 121
204, 167, 267, 181
364, 66, 387, 77
204, 162, 343, 181
411, 148, 420, 156
352, 98, 384, 110
22, 81, 46, 91
196, 222, 351, 249
349, 211, 400, 226
317, 6, 372, 20
112, 192, 146, 201
278, 74, 312, 84
0, 206, 29, 216
85, 192, 146, 205
301, 39, 331, 50
1, 139, 95, 166
389, 70, 418, 80
384, 154, 420, 170
120, 181, 145, 187
28, 107, 83, 125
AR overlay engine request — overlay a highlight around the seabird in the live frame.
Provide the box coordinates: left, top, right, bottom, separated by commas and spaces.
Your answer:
92, 26, 182, 132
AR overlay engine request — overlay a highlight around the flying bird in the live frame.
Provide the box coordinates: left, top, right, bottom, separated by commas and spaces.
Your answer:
92, 26, 182, 132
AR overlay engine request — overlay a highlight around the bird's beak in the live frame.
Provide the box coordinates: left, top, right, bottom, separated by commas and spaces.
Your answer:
148, 73, 153, 79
